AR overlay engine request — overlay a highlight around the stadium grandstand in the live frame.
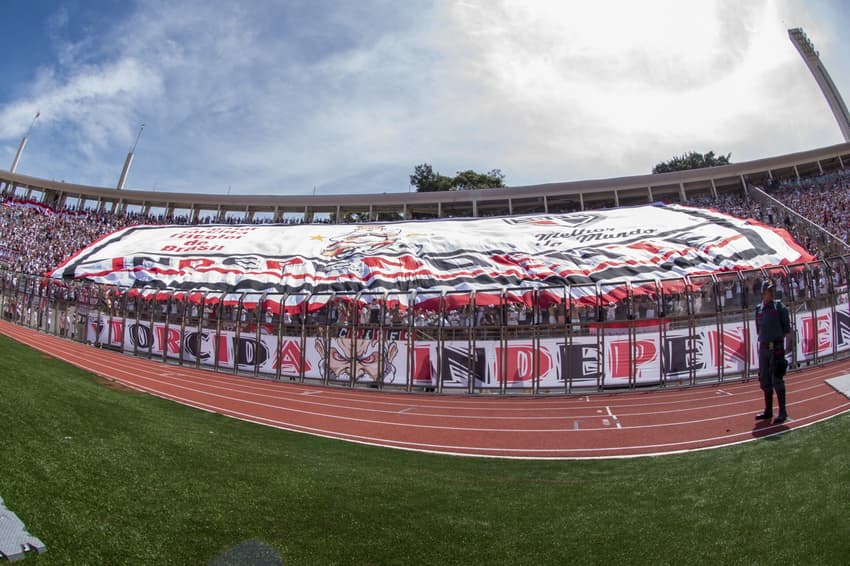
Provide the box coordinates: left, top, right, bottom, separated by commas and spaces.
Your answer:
1, 143, 849, 267
2, 141, 850, 394
6, 11, 850, 565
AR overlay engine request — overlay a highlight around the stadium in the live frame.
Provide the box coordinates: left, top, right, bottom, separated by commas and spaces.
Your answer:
2, 11, 850, 566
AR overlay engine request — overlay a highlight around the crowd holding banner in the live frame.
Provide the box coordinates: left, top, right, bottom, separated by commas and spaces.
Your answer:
48, 203, 813, 312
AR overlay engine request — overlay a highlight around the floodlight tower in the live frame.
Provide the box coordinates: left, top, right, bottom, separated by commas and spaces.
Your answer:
788, 28, 850, 142
9, 112, 40, 173
116, 123, 144, 190
2, 111, 39, 197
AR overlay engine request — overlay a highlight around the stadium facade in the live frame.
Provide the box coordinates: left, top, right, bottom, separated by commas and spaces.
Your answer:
2, 142, 850, 222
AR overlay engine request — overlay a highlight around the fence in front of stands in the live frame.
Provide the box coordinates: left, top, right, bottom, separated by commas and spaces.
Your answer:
2, 257, 850, 395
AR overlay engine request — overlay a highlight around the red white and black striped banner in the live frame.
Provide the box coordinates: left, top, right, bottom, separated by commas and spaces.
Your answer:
51, 203, 814, 307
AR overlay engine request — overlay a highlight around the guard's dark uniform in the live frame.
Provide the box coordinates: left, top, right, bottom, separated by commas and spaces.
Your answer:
755, 286, 791, 422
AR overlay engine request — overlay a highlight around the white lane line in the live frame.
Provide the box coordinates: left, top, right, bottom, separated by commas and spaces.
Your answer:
13, 324, 841, 415
62, 373, 850, 458
9, 327, 848, 430
606, 406, 623, 429
15, 331, 849, 434
715, 389, 734, 396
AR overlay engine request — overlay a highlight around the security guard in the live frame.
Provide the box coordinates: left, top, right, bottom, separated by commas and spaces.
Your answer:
755, 280, 792, 424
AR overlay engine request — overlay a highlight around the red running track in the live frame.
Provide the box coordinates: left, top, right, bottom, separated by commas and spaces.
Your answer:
3, 320, 849, 459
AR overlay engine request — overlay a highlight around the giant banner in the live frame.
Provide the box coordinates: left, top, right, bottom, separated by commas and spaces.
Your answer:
53, 204, 813, 308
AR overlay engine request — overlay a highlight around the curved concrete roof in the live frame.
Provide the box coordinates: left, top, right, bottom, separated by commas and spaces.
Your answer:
2, 142, 849, 220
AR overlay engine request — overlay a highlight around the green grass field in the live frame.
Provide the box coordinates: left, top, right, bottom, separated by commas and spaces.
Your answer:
1, 334, 849, 565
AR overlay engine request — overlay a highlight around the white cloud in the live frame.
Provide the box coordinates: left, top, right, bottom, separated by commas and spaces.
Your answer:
441, 0, 844, 181
1, 0, 848, 194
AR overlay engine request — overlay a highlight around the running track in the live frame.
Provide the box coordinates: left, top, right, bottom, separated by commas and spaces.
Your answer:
3, 320, 849, 459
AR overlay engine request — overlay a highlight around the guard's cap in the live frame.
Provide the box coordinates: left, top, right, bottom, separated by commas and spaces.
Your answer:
761, 280, 775, 293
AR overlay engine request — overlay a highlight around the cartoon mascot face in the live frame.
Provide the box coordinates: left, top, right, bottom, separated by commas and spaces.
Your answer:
315, 336, 400, 383
321, 226, 402, 261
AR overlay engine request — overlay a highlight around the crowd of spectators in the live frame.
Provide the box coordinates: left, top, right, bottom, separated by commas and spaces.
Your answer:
0, 197, 353, 275
0, 204, 132, 275
3, 167, 850, 282
759, 169, 850, 255
688, 169, 850, 259
687, 192, 821, 252
5, 171, 850, 339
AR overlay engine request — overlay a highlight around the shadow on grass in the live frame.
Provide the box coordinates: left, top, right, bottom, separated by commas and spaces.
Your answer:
751, 420, 791, 439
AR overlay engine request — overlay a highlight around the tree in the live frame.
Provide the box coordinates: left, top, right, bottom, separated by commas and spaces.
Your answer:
652, 151, 732, 174
453, 169, 506, 190
409, 163, 507, 192
409, 163, 454, 192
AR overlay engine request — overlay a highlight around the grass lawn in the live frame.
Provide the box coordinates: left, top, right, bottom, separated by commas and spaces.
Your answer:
1, 334, 849, 565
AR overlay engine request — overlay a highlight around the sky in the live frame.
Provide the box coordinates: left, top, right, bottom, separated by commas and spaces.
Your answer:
1, 0, 849, 197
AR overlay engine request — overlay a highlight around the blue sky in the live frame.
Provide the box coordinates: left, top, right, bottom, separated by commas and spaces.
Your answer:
1, 0, 848, 196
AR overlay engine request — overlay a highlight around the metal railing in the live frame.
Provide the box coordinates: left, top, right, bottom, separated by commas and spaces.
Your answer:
3, 256, 850, 395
